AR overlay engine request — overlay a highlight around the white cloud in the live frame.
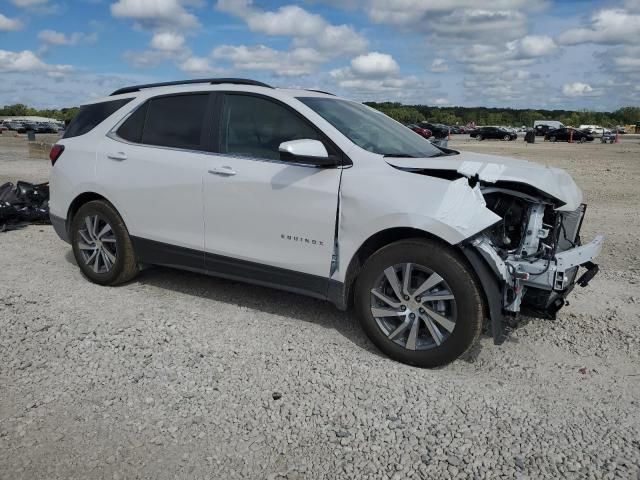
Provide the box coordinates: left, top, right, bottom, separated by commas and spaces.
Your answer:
243, 5, 325, 37
111, 0, 200, 30
462, 69, 549, 106
559, 9, 640, 45
0, 49, 72, 75
150, 31, 185, 51
350, 52, 399, 77
430, 58, 448, 73
216, 0, 366, 56
430, 9, 527, 42
179, 56, 218, 75
212, 44, 324, 76
562, 82, 601, 97
11, 0, 48, 7
328, 51, 431, 98
0, 13, 23, 31
366, 0, 530, 27
38, 30, 98, 46
510, 35, 557, 57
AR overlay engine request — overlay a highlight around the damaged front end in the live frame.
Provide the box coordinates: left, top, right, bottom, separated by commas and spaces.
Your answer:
465, 187, 603, 344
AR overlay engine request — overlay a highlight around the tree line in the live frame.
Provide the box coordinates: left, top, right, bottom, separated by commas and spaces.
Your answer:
2, 101, 638, 128
0, 104, 80, 122
364, 103, 640, 128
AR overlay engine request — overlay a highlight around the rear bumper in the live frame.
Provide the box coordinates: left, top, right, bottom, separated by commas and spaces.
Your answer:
50, 213, 70, 244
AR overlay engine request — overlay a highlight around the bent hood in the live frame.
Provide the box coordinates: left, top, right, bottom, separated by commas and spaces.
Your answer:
385, 150, 582, 211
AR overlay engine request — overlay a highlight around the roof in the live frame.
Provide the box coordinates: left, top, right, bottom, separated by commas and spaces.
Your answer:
83, 78, 338, 106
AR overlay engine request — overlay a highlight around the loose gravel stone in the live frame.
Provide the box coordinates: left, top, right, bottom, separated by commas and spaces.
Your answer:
1, 136, 639, 479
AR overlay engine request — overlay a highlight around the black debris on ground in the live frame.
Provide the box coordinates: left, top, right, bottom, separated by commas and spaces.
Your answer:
0, 181, 50, 233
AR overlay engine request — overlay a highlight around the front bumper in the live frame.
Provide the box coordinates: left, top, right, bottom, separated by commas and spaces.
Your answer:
469, 231, 604, 343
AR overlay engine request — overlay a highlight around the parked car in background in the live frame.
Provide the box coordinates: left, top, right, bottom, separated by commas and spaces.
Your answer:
469, 126, 517, 141
406, 124, 433, 139
418, 122, 449, 138
579, 125, 609, 136
545, 127, 594, 143
534, 124, 553, 136
6, 121, 27, 133
36, 122, 58, 133
534, 120, 564, 131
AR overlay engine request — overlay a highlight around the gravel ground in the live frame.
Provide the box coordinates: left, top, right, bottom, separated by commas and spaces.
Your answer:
1, 134, 639, 480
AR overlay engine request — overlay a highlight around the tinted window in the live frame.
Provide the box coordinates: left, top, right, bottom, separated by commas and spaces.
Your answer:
221, 94, 322, 160
63, 98, 133, 139
116, 102, 148, 143
142, 94, 208, 149
300, 97, 442, 158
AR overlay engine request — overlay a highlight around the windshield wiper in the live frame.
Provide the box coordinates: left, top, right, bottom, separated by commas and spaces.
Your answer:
382, 153, 416, 158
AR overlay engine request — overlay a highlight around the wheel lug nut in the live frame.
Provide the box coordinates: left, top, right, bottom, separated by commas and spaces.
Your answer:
400, 305, 406, 311
419, 308, 425, 313
409, 313, 415, 319
404, 295, 410, 301
415, 297, 421, 302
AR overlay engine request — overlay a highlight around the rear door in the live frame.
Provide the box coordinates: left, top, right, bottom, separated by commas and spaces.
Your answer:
202, 93, 342, 290
96, 92, 215, 264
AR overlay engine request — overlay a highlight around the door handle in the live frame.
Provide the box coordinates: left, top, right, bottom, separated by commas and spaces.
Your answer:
107, 152, 127, 161
208, 166, 236, 176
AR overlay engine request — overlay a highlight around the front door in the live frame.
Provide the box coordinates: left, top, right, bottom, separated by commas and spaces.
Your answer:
203, 93, 342, 294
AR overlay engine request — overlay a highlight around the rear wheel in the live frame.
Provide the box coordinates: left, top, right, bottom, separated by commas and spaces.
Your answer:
579, 136, 586, 143
71, 200, 139, 285
477, 134, 483, 141
503, 134, 510, 141
354, 239, 484, 367
550, 136, 557, 142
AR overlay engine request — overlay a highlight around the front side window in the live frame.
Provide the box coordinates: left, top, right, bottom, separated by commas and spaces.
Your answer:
298, 97, 443, 158
141, 94, 208, 149
220, 94, 323, 160
64, 98, 133, 139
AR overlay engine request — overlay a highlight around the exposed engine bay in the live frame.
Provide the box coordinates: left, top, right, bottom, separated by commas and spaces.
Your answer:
471, 185, 603, 338
384, 153, 604, 344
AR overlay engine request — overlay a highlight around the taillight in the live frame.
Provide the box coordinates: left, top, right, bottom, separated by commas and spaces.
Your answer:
49, 144, 64, 166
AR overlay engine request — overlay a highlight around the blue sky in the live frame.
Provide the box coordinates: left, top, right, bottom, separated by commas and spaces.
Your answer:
1, 0, 639, 110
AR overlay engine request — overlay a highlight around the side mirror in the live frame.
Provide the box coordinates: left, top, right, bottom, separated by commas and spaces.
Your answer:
279, 139, 339, 167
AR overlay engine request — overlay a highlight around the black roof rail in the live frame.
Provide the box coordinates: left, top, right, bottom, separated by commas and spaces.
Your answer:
306, 89, 335, 96
110, 78, 273, 96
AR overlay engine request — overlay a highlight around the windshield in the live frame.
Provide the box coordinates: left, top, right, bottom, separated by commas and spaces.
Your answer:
298, 97, 443, 158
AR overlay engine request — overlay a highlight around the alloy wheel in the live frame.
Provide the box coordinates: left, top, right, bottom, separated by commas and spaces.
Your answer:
77, 215, 117, 274
370, 263, 457, 351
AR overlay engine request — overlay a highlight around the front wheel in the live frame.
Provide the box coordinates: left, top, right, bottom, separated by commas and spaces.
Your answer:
354, 239, 484, 367
71, 200, 139, 286
476, 134, 483, 141
503, 134, 511, 141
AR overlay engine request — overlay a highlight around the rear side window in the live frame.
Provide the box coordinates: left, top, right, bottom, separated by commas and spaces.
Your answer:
63, 98, 133, 139
141, 94, 208, 149
117, 102, 148, 143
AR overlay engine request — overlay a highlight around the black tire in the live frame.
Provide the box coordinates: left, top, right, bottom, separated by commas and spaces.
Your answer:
477, 134, 483, 141
354, 239, 484, 368
579, 136, 586, 143
550, 136, 557, 142
71, 200, 139, 286
503, 134, 510, 141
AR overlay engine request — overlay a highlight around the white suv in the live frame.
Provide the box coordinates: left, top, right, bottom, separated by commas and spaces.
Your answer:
49, 78, 604, 367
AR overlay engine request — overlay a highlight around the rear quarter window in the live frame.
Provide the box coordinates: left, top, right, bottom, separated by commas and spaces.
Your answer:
63, 98, 133, 139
